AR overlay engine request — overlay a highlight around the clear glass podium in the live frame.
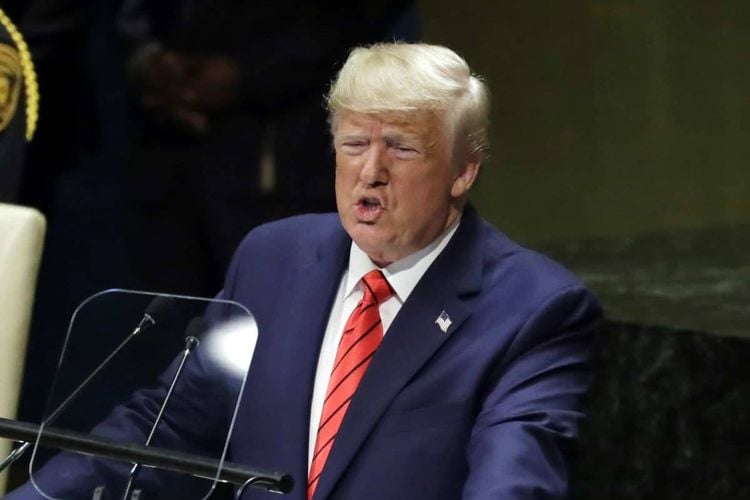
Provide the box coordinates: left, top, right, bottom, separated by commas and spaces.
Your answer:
21, 289, 284, 499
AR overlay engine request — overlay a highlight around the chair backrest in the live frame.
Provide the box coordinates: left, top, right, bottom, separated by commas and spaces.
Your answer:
0, 203, 45, 492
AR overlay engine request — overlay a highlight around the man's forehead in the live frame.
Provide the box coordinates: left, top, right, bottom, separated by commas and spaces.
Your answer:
336, 110, 441, 137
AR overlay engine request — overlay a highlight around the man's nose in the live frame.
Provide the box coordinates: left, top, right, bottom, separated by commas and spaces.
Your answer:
359, 144, 389, 186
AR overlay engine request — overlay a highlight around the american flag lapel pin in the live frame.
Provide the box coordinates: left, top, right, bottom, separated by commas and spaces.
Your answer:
435, 310, 452, 333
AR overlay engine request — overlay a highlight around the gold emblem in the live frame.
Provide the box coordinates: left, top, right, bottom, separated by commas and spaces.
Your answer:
0, 43, 21, 134
0, 7, 38, 140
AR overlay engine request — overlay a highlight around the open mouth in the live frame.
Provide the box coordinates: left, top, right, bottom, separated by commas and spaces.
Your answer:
358, 197, 381, 210
355, 197, 384, 221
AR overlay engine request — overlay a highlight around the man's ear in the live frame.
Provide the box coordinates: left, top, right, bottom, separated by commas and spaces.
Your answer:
451, 157, 481, 198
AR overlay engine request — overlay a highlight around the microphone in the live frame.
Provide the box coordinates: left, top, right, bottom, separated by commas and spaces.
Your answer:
0, 295, 177, 474
135, 295, 177, 335
121, 318, 207, 499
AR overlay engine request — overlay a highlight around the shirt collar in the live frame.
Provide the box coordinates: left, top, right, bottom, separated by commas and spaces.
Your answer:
345, 218, 461, 303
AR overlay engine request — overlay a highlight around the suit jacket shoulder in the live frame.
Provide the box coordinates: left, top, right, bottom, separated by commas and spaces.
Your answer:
222, 212, 347, 304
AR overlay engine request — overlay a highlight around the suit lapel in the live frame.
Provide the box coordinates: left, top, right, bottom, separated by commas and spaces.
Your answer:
313, 209, 485, 499
271, 224, 350, 499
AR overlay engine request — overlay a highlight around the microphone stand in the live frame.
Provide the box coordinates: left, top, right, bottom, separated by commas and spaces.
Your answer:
0, 297, 289, 496
0, 298, 171, 474
120, 335, 200, 499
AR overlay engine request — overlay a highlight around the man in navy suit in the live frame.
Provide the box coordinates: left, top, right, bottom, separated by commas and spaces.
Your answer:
8, 43, 600, 499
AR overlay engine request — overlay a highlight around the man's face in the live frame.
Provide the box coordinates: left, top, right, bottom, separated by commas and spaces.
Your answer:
334, 111, 478, 266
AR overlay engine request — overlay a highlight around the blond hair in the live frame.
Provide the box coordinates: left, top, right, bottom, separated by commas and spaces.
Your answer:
327, 43, 489, 159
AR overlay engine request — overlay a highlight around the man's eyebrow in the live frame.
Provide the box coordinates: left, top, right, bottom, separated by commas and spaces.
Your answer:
382, 128, 421, 139
336, 133, 369, 142
383, 132, 425, 147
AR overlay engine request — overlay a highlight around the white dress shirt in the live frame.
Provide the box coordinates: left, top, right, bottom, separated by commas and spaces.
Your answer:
308, 221, 460, 469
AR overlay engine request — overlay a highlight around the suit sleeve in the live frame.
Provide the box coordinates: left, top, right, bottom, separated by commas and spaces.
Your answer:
462, 285, 601, 499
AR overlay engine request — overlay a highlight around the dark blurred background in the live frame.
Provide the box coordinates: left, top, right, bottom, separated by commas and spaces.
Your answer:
2, 1, 749, 498
423, 1, 749, 241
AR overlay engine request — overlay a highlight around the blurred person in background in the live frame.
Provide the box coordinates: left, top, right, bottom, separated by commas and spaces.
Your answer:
119, 0, 418, 296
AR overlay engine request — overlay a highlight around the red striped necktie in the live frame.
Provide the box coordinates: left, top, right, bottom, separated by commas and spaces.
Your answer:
307, 269, 392, 499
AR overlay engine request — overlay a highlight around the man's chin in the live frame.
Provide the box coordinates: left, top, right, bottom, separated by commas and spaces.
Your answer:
350, 229, 382, 250
349, 228, 390, 256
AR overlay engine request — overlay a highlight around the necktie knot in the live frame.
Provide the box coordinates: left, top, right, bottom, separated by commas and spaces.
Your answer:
362, 269, 392, 305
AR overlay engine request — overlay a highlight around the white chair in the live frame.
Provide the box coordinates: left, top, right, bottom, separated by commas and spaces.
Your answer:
0, 203, 45, 493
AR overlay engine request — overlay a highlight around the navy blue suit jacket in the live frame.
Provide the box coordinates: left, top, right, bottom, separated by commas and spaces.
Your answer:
10, 208, 601, 499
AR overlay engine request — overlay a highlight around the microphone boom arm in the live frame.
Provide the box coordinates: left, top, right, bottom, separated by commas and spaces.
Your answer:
0, 417, 293, 494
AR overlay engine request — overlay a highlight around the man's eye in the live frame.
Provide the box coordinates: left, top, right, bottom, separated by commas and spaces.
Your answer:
391, 145, 419, 158
340, 142, 366, 153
